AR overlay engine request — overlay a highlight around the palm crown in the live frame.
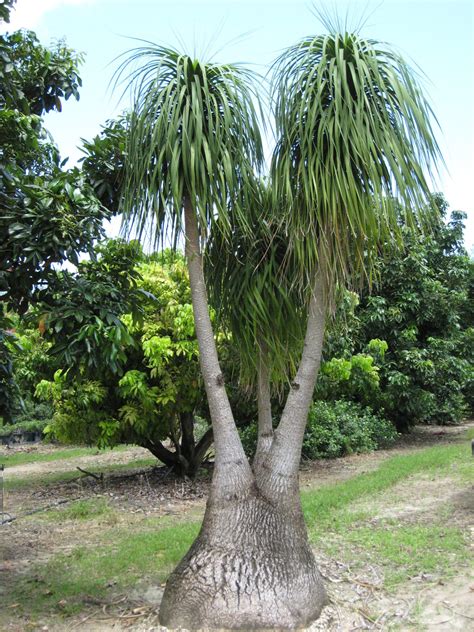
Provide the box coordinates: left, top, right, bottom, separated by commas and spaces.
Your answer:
116, 43, 264, 245
272, 30, 442, 291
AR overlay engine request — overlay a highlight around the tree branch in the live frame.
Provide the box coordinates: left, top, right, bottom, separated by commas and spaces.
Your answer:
183, 198, 253, 495
194, 426, 214, 464
259, 271, 326, 495
143, 438, 180, 468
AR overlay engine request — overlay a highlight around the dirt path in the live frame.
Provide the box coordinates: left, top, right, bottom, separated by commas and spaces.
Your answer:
2, 445, 150, 478
1, 424, 472, 631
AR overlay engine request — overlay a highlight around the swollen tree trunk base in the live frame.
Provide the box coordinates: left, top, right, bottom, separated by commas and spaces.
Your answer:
159, 485, 327, 629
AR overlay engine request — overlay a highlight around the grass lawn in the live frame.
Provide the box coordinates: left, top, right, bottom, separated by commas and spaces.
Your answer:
3, 456, 158, 490
6, 430, 474, 619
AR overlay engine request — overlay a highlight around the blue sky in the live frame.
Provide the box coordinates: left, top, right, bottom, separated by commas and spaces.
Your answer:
3, 0, 474, 251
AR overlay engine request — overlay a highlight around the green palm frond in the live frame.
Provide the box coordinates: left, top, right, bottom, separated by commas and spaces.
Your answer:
271, 30, 443, 293
114, 43, 264, 246
206, 179, 306, 384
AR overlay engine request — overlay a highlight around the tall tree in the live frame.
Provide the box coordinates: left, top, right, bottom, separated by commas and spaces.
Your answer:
119, 22, 440, 628
0, 3, 109, 421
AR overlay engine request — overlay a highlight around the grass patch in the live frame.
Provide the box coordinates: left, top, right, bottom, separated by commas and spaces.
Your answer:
301, 432, 472, 588
0, 444, 131, 468
12, 518, 200, 615
302, 437, 473, 536
42, 498, 113, 522
345, 523, 466, 587
4, 457, 158, 490
7, 430, 473, 616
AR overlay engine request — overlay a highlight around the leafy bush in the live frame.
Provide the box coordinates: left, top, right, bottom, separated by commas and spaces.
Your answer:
13, 398, 52, 426
315, 345, 385, 407
303, 400, 398, 459
354, 197, 473, 430
239, 400, 397, 460
0, 417, 49, 438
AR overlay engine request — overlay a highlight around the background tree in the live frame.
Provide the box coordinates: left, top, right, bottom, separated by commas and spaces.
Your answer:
36, 242, 217, 475
0, 3, 110, 422
355, 195, 473, 430
118, 18, 441, 628
80, 115, 129, 211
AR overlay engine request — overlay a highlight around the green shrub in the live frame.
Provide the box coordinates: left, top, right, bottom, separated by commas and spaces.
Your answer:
303, 400, 398, 459
315, 351, 383, 407
0, 417, 49, 437
239, 400, 397, 460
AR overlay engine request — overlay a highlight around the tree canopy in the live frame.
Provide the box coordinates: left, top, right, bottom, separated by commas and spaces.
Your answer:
0, 4, 109, 421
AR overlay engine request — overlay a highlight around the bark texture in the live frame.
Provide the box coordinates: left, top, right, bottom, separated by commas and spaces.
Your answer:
259, 275, 327, 502
159, 206, 328, 628
160, 478, 327, 629
183, 198, 253, 498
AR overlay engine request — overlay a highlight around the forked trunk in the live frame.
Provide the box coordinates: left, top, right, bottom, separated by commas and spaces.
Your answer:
143, 414, 213, 478
159, 199, 327, 628
160, 474, 326, 629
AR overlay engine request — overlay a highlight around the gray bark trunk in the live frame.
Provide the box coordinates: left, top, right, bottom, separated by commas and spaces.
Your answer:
160, 478, 326, 629
159, 257, 328, 629
182, 198, 253, 498
259, 273, 327, 503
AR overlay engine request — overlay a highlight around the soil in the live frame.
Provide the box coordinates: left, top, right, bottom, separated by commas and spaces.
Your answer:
4, 445, 149, 478
0, 424, 473, 631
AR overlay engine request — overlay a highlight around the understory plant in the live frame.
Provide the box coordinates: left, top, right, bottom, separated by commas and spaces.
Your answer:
35, 244, 216, 476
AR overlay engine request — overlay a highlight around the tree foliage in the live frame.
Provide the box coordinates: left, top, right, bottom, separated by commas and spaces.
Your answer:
318, 196, 473, 431
80, 115, 129, 211
116, 44, 264, 246
356, 197, 473, 429
271, 28, 441, 295
35, 242, 217, 475
0, 8, 109, 421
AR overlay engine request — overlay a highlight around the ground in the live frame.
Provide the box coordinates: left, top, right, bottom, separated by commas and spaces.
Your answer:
0, 424, 473, 631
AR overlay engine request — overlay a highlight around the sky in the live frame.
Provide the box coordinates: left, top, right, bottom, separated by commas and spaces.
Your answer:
2, 0, 474, 252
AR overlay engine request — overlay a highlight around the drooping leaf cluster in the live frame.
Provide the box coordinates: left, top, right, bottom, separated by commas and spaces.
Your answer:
271, 29, 441, 294
116, 44, 264, 247
206, 28, 443, 386
206, 180, 307, 381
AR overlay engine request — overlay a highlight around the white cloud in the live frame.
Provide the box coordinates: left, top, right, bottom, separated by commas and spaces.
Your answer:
2, 0, 96, 31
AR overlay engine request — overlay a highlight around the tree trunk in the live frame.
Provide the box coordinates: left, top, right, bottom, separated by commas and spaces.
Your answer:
143, 416, 214, 478
160, 474, 326, 629
253, 342, 274, 475
180, 197, 253, 498
159, 249, 328, 628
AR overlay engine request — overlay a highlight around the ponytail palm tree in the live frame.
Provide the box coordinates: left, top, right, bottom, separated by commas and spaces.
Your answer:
119, 26, 441, 629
